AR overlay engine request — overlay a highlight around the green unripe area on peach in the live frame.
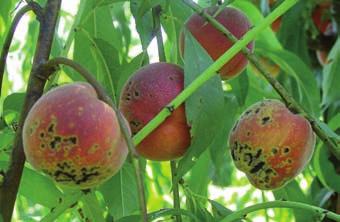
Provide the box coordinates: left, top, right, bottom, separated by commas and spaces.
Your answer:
229, 100, 315, 190
119, 63, 191, 161
180, 6, 254, 79
23, 82, 129, 189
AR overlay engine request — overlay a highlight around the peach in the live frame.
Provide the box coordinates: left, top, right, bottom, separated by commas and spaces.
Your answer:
229, 99, 315, 190
23, 82, 128, 189
180, 6, 254, 79
119, 63, 191, 161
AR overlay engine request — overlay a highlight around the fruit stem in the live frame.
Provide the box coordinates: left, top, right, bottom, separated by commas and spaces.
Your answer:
0, 1, 61, 221
182, 0, 340, 159
42, 57, 148, 222
171, 161, 183, 222
0, 2, 42, 97
219, 200, 340, 222
132, 0, 298, 146
40, 191, 83, 222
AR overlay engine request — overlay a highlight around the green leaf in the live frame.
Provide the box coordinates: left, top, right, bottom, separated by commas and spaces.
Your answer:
175, 31, 225, 182
312, 114, 340, 193
228, 72, 249, 107
130, 1, 156, 50
93, 38, 120, 100
209, 95, 238, 187
256, 46, 320, 116
19, 167, 62, 208
3, 93, 25, 113
322, 37, 340, 108
99, 162, 139, 220
81, 191, 105, 222
185, 189, 214, 222
277, 1, 311, 65
0, 128, 14, 152
308, 178, 333, 207
188, 150, 212, 197
209, 200, 241, 222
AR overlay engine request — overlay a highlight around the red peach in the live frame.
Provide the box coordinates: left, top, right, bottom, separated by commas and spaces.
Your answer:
23, 82, 128, 189
180, 6, 254, 79
119, 63, 191, 161
229, 99, 315, 190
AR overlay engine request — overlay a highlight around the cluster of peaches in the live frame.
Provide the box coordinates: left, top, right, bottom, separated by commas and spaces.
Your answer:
22, 3, 316, 191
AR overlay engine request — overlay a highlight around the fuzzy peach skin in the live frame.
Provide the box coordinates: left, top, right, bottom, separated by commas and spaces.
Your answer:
180, 6, 254, 79
23, 82, 129, 189
119, 63, 191, 161
229, 99, 315, 190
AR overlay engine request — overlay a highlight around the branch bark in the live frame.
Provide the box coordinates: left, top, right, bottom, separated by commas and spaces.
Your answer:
182, 0, 340, 159
0, 1, 61, 221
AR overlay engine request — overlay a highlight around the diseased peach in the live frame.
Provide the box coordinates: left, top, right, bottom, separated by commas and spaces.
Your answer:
23, 82, 129, 189
119, 63, 191, 161
229, 99, 315, 190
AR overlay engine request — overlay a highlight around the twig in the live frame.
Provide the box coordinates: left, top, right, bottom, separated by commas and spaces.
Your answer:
220, 200, 340, 222
42, 57, 148, 222
0, 3, 41, 97
182, 0, 340, 159
0, 1, 62, 221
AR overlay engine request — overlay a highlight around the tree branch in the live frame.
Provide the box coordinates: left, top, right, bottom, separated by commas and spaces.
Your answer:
182, 0, 340, 159
0, 1, 61, 221
0, 3, 42, 97
42, 57, 148, 222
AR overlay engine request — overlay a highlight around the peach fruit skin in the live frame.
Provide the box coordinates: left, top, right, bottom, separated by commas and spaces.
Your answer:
119, 63, 191, 161
180, 6, 254, 79
229, 99, 315, 190
22, 82, 128, 189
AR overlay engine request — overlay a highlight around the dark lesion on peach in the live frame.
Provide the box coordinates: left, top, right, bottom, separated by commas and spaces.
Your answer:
231, 141, 278, 188
49, 162, 101, 185
39, 120, 79, 151
261, 116, 271, 125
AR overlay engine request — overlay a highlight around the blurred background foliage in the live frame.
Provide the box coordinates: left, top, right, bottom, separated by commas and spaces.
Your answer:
0, 0, 339, 221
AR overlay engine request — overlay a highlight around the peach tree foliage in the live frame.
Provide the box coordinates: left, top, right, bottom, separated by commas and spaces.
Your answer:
0, 0, 339, 222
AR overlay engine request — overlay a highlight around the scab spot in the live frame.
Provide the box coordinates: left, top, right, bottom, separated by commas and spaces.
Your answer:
48, 124, 55, 133
40, 132, 45, 138
261, 116, 271, 125
250, 161, 265, 174
255, 108, 260, 114
284, 147, 290, 154
169, 76, 174, 81
247, 131, 251, 136
134, 91, 140, 97
125, 93, 132, 101
287, 159, 292, 164
272, 148, 278, 154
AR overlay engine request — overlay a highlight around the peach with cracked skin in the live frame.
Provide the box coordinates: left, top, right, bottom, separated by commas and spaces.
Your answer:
180, 6, 254, 79
229, 99, 315, 190
119, 62, 191, 161
23, 82, 129, 189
